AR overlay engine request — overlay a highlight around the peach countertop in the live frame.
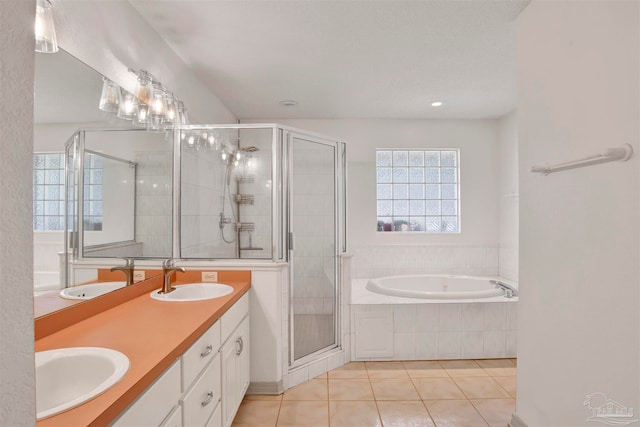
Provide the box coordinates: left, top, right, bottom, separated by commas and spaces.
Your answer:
35, 271, 251, 427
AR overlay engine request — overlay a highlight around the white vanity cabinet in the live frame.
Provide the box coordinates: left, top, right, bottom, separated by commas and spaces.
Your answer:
110, 293, 250, 427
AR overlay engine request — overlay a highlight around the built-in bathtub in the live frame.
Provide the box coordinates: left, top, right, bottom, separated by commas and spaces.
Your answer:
351, 275, 518, 361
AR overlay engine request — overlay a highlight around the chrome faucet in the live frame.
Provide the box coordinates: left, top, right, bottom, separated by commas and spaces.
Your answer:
110, 257, 135, 287
490, 280, 519, 298
159, 259, 186, 294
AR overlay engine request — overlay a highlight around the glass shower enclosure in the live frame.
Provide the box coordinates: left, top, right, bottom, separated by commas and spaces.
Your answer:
65, 124, 347, 368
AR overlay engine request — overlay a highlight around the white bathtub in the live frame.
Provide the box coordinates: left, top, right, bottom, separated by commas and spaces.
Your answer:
352, 275, 518, 360
366, 274, 517, 300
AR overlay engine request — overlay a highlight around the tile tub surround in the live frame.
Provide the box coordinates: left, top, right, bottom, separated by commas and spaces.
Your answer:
351, 279, 517, 360
351, 245, 500, 279
232, 359, 516, 427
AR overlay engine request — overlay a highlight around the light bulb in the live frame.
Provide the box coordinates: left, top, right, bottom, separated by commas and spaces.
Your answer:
117, 90, 136, 120
221, 152, 227, 161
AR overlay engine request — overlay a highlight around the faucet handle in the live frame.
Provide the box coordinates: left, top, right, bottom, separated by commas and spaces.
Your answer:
162, 258, 174, 269
122, 257, 135, 267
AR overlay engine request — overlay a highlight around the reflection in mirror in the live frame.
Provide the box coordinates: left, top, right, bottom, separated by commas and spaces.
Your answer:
33, 49, 164, 317
75, 129, 173, 259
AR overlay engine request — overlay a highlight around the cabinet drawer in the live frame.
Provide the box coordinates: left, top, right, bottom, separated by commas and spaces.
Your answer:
111, 360, 181, 427
221, 293, 249, 343
182, 320, 221, 391
181, 354, 221, 427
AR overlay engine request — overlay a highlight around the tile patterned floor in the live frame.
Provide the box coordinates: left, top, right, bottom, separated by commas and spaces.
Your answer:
232, 358, 516, 427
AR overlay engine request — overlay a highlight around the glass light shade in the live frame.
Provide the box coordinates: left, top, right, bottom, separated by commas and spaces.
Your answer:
132, 104, 149, 127
98, 78, 121, 113
176, 101, 189, 126
163, 93, 177, 123
134, 72, 153, 105
117, 90, 137, 120
35, 0, 58, 53
149, 83, 166, 118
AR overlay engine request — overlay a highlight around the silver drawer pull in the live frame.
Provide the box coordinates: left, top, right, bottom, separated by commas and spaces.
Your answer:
201, 391, 214, 407
235, 337, 244, 355
200, 345, 213, 358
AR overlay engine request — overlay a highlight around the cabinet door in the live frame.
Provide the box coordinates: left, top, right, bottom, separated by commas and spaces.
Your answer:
220, 316, 251, 427
220, 333, 238, 427
237, 317, 250, 397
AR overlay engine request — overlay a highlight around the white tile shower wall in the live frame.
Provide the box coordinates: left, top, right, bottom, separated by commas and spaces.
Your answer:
351, 302, 517, 360
291, 143, 336, 315
180, 146, 236, 259
351, 245, 500, 279
237, 128, 273, 259
135, 150, 172, 257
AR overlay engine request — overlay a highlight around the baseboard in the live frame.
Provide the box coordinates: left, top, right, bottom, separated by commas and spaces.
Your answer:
246, 380, 283, 395
509, 413, 528, 427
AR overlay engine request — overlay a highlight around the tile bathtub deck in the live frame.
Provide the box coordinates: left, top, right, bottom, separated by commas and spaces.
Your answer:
232, 358, 517, 427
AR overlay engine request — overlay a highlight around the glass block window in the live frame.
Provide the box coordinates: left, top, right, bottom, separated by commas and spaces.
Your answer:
33, 153, 65, 231
376, 149, 459, 232
83, 154, 103, 231
33, 153, 103, 231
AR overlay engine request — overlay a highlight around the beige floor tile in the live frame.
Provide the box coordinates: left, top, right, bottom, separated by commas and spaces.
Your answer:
475, 359, 517, 376
453, 377, 512, 399
328, 378, 375, 400
277, 401, 329, 427
377, 401, 436, 427
439, 359, 488, 377
365, 361, 409, 378
370, 378, 421, 400
425, 399, 489, 427
403, 361, 449, 378
471, 398, 516, 427
329, 401, 382, 427
244, 394, 283, 401
328, 361, 369, 379
283, 379, 328, 401
232, 400, 281, 426
313, 372, 328, 379
510, 358, 517, 366
493, 376, 517, 397
412, 377, 466, 400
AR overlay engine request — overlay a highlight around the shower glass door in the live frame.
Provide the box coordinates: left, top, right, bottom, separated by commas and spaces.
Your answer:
289, 133, 338, 365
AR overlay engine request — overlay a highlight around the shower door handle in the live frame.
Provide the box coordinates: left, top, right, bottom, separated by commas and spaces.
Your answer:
288, 232, 295, 251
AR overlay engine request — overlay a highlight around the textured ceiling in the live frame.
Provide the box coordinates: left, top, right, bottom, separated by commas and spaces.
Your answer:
130, 0, 528, 120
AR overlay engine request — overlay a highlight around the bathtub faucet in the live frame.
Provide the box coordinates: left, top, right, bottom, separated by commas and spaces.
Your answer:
160, 259, 186, 294
110, 257, 135, 287
490, 280, 518, 298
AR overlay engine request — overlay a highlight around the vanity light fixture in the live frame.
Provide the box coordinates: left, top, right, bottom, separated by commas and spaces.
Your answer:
98, 77, 122, 113
35, 0, 58, 53
134, 70, 153, 106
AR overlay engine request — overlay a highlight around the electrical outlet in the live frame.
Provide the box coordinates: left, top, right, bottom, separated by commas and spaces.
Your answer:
202, 272, 218, 282
133, 270, 145, 282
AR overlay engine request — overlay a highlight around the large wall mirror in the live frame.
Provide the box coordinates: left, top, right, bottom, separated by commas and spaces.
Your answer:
33, 49, 168, 317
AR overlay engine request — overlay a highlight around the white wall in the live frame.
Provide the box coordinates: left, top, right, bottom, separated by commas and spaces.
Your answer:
247, 119, 501, 278
0, 0, 36, 425
516, 2, 639, 426
497, 111, 518, 281
53, 0, 236, 125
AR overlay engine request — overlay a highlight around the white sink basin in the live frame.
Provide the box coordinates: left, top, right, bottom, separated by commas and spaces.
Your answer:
36, 347, 129, 420
59, 281, 126, 300
150, 283, 234, 302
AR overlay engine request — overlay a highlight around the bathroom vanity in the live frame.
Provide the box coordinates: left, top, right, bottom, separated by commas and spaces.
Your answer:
34, 270, 251, 427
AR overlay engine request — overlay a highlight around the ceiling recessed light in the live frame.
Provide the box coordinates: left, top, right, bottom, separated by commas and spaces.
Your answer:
279, 100, 297, 107
431, 101, 444, 107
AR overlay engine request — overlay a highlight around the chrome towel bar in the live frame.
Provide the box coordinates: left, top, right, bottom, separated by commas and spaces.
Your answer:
530, 144, 633, 175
